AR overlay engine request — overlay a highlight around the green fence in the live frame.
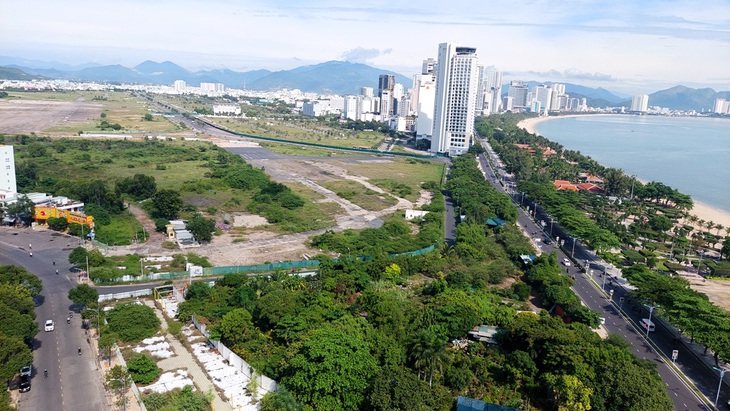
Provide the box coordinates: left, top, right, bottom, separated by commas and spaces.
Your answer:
99, 245, 437, 283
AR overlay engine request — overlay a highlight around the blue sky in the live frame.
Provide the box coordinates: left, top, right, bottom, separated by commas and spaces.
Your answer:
1, 0, 728, 93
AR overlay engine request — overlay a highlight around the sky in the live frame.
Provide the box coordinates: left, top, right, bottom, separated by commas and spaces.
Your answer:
1, 0, 729, 94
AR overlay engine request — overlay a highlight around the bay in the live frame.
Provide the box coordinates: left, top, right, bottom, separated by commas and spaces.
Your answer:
534, 115, 730, 213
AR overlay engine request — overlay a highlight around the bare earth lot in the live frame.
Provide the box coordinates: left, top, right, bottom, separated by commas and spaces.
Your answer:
0, 99, 102, 134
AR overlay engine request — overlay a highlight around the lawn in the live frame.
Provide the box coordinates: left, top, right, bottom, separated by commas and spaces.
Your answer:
331, 158, 445, 202
95, 211, 144, 246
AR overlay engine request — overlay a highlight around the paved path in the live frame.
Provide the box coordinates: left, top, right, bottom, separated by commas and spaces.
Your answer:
144, 301, 233, 411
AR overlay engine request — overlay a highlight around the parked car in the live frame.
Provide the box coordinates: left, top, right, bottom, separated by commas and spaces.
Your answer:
20, 365, 32, 377
544, 239, 553, 245
19, 375, 31, 392
44, 320, 54, 332
562, 258, 571, 267
599, 317, 606, 325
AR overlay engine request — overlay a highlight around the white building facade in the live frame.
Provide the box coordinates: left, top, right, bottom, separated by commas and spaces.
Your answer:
0, 146, 17, 198
430, 43, 480, 156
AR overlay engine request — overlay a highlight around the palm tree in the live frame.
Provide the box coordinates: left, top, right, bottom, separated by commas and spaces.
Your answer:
714, 223, 724, 237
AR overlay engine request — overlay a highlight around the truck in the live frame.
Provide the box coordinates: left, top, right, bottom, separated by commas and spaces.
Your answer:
640, 318, 655, 332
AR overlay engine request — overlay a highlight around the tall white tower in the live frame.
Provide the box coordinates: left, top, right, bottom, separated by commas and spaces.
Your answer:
0, 146, 17, 196
631, 94, 649, 113
430, 43, 479, 156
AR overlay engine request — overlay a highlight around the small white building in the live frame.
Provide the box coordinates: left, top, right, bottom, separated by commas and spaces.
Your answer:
213, 104, 242, 116
405, 210, 429, 220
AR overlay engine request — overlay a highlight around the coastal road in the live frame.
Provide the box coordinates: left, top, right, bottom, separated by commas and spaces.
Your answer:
0, 229, 107, 411
476, 143, 714, 410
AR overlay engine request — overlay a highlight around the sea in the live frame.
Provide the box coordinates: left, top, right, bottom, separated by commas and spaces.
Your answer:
533, 115, 730, 214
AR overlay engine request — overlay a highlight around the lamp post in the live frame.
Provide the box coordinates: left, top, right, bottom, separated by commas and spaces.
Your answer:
643, 303, 658, 338
110, 377, 128, 411
549, 218, 554, 237
629, 174, 637, 200
713, 367, 726, 408
571, 237, 577, 259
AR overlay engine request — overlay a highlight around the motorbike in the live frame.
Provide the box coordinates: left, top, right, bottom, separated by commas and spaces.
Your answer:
67, 317, 71, 324
78, 347, 81, 355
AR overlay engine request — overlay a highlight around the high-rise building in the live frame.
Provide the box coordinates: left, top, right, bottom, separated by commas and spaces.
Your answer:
415, 72, 437, 140
534, 85, 553, 113
360, 87, 374, 98
484, 67, 503, 114
507, 81, 528, 108
713, 98, 729, 114
549, 83, 566, 111
422, 58, 436, 75
430, 43, 480, 156
379, 90, 393, 119
0, 146, 17, 197
344, 96, 360, 121
631, 94, 649, 113
173, 80, 186, 92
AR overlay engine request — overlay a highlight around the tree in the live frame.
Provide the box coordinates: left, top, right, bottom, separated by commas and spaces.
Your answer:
143, 113, 154, 121
116, 174, 157, 200
68, 284, 99, 309
0, 334, 32, 383
6, 195, 34, 223
106, 303, 160, 343
106, 365, 131, 408
722, 237, 730, 260
548, 374, 592, 411
259, 387, 301, 411
0, 301, 38, 342
213, 308, 255, 347
68, 247, 88, 266
283, 316, 379, 410
151, 189, 183, 220
127, 354, 160, 384
186, 213, 216, 243
0, 265, 43, 296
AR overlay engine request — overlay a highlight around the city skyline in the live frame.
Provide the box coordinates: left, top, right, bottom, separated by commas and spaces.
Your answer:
1, 0, 729, 94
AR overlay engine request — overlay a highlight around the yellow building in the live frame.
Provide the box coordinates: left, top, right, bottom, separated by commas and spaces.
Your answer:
34, 206, 94, 228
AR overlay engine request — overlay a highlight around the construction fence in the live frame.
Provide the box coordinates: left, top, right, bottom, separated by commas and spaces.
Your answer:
94, 244, 437, 284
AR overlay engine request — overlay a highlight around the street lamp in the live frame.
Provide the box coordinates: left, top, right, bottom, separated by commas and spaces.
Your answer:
713, 367, 726, 408
109, 377, 128, 411
643, 303, 658, 338
549, 218, 554, 237
571, 237, 578, 259
629, 174, 637, 200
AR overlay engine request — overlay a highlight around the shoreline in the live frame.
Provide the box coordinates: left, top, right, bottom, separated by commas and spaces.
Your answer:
516, 114, 730, 230
517, 113, 615, 135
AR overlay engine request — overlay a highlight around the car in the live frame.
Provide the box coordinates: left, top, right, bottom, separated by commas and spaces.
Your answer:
599, 317, 606, 325
20, 365, 32, 377
544, 239, 553, 245
562, 258, 571, 267
19, 375, 31, 392
44, 320, 54, 332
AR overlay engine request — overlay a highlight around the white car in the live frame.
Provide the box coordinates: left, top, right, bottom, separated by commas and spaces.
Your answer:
44, 320, 55, 332
562, 258, 571, 267
599, 317, 606, 325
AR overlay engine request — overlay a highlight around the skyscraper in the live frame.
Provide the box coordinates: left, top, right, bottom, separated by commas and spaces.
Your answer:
430, 43, 479, 156
631, 94, 649, 113
0, 146, 17, 196
415, 59, 438, 140
507, 81, 528, 108
484, 67, 503, 114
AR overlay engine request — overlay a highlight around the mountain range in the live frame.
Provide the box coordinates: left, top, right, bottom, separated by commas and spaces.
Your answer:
0, 56, 727, 111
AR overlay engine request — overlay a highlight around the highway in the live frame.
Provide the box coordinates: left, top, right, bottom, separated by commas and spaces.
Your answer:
475, 141, 720, 411
0, 229, 107, 411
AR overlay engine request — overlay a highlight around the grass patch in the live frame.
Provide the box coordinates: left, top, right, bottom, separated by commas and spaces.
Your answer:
321, 180, 397, 211
334, 158, 444, 202
95, 212, 144, 246
260, 142, 358, 157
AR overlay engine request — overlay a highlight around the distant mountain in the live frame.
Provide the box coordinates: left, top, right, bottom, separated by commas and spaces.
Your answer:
0, 66, 44, 81
0, 55, 100, 71
646, 86, 729, 112
249, 61, 411, 94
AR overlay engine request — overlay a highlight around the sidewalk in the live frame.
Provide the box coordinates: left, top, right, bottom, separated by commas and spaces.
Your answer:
144, 300, 233, 411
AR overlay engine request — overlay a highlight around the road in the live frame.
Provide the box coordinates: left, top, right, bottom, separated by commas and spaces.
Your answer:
0, 229, 107, 411
475, 143, 717, 411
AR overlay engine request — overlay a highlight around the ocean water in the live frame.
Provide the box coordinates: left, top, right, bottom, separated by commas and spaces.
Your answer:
533, 115, 730, 213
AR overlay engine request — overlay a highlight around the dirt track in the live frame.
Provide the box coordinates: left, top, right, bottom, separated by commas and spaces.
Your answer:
0, 99, 101, 134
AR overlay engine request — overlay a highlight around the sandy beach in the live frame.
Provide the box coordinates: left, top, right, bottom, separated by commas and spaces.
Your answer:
516, 115, 730, 232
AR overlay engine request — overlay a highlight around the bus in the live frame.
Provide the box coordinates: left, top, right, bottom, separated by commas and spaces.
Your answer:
640, 318, 655, 332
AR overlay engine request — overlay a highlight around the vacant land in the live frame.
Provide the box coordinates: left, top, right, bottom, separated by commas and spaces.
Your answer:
0, 91, 181, 134
0, 98, 102, 134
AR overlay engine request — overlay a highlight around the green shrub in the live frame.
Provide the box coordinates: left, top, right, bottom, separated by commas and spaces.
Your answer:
127, 354, 160, 385
106, 303, 160, 343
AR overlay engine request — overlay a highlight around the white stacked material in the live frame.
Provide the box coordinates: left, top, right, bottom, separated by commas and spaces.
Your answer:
142, 370, 193, 394
133, 336, 174, 358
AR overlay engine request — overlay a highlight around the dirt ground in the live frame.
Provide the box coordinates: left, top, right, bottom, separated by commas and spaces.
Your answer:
0, 98, 102, 134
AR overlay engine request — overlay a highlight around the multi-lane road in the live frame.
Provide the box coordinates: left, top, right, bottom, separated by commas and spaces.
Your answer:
475, 141, 730, 410
0, 229, 107, 411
